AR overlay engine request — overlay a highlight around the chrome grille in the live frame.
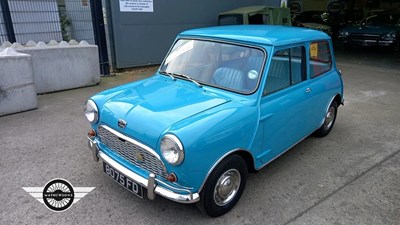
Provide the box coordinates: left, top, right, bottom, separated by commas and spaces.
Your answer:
98, 125, 167, 178
349, 34, 380, 41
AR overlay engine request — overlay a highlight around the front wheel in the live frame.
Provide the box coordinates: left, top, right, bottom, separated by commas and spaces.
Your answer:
197, 155, 247, 217
313, 101, 338, 137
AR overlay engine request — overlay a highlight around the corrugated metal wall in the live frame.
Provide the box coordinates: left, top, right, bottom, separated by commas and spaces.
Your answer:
0, 0, 95, 45
9, 0, 62, 44
107, 0, 281, 69
64, 0, 94, 44
0, 3, 7, 43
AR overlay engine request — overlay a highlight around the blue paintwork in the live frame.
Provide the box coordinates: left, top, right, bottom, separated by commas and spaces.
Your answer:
88, 26, 344, 194
180, 25, 330, 46
342, 24, 400, 35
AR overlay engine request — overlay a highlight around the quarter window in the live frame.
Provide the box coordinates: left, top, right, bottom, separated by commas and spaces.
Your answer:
264, 46, 305, 95
309, 41, 332, 78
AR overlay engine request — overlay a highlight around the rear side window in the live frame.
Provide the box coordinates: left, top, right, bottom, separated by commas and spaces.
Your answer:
264, 46, 306, 95
309, 41, 332, 78
248, 13, 269, 24
218, 15, 243, 25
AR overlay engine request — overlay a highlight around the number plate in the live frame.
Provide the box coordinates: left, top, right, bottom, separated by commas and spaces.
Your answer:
103, 162, 144, 198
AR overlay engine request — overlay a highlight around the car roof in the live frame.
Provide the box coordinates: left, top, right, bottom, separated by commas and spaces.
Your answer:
179, 25, 330, 46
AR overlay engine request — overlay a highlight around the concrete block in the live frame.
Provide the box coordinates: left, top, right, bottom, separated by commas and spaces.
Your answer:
25, 41, 37, 47
16, 41, 100, 94
47, 40, 59, 46
68, 40, 79, 45
36, 42, 47, 47
0, 48, 38, 116
59, 41, 69, 47
11, 42, 23, 49
1, 41, 12, 48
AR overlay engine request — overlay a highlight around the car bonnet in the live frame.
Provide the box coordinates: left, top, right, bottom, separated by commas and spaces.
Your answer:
99, 76, 230, 149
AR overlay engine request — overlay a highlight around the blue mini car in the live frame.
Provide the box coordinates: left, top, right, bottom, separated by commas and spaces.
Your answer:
85, 25, 344, 217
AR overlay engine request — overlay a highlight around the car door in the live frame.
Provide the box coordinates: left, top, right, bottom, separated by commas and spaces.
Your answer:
306, 40, 337, 131
257, 45, 312, 165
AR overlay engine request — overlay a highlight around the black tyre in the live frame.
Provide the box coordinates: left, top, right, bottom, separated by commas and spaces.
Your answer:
313, 101, 338, 137
394, 38, 400, 52
197, 155, 247, 217
343, 43, 352, 51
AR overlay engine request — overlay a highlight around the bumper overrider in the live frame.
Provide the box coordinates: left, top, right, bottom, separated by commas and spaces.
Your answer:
87, 136, 200, 204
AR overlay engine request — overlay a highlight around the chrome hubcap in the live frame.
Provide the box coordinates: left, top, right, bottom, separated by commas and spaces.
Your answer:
213, 169, 241, 206
324, 106, 335, 130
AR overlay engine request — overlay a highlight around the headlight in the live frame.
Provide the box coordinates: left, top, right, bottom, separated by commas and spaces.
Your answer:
160, 134, 184, 166
84, 100, 98, 123
382, 32, 396, 41
338, 30, 349, 38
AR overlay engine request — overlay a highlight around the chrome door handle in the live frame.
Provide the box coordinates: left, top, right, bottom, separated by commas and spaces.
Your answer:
305, 88, 311, 93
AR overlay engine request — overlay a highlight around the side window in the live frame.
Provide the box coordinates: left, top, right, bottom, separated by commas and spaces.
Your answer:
248, 13, 269, 24
309, 41, 332, 78
291, 46, 306, 85
264, 46, 305, 95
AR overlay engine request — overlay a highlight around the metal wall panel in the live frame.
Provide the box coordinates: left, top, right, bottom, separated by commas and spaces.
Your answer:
64, 0, 95, 44
0, 3, 7, 43
108, 0, 281, 68
9, 0, 62, 44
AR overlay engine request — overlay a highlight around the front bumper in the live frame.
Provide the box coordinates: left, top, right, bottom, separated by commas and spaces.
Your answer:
87, 136, 200, 204
343, 38, 394, 47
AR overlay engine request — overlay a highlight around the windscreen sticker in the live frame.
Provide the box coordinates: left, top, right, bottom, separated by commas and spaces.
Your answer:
248, 70, 259, 80
310, 43, 318, 58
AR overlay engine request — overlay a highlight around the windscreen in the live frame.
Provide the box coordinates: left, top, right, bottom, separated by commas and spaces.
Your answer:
160, 39, 265, 94
365, 14, 400, 25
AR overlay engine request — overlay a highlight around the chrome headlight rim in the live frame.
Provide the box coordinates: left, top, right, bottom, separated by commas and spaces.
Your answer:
84, 99, 99, 123
338, 30, 349, 38
382, 32, 396, 41
160, 134, 184, 166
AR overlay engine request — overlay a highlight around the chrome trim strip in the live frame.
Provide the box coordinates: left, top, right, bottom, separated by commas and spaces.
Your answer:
318, 95, 338, 128
85, 100, 99, 123
350, 34, 379, 37
378, 40, 394, 44
147, 174, 156, 200
87, 136, 99, 162
257, 128, 316, 170
162, 134, 184, 165
100, 125, 162, 162
154, 179, 196, 201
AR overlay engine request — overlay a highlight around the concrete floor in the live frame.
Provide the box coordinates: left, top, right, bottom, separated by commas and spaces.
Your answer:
334, 42, 400, 72
0, 62, 399, 225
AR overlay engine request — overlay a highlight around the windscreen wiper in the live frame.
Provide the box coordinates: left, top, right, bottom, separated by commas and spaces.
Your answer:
159, 71, 202, 88
159, 71, 176, 81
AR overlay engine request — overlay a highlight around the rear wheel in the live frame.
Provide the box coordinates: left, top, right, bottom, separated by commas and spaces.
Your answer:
197, 155, 247, 217
313, 101, 338, 137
